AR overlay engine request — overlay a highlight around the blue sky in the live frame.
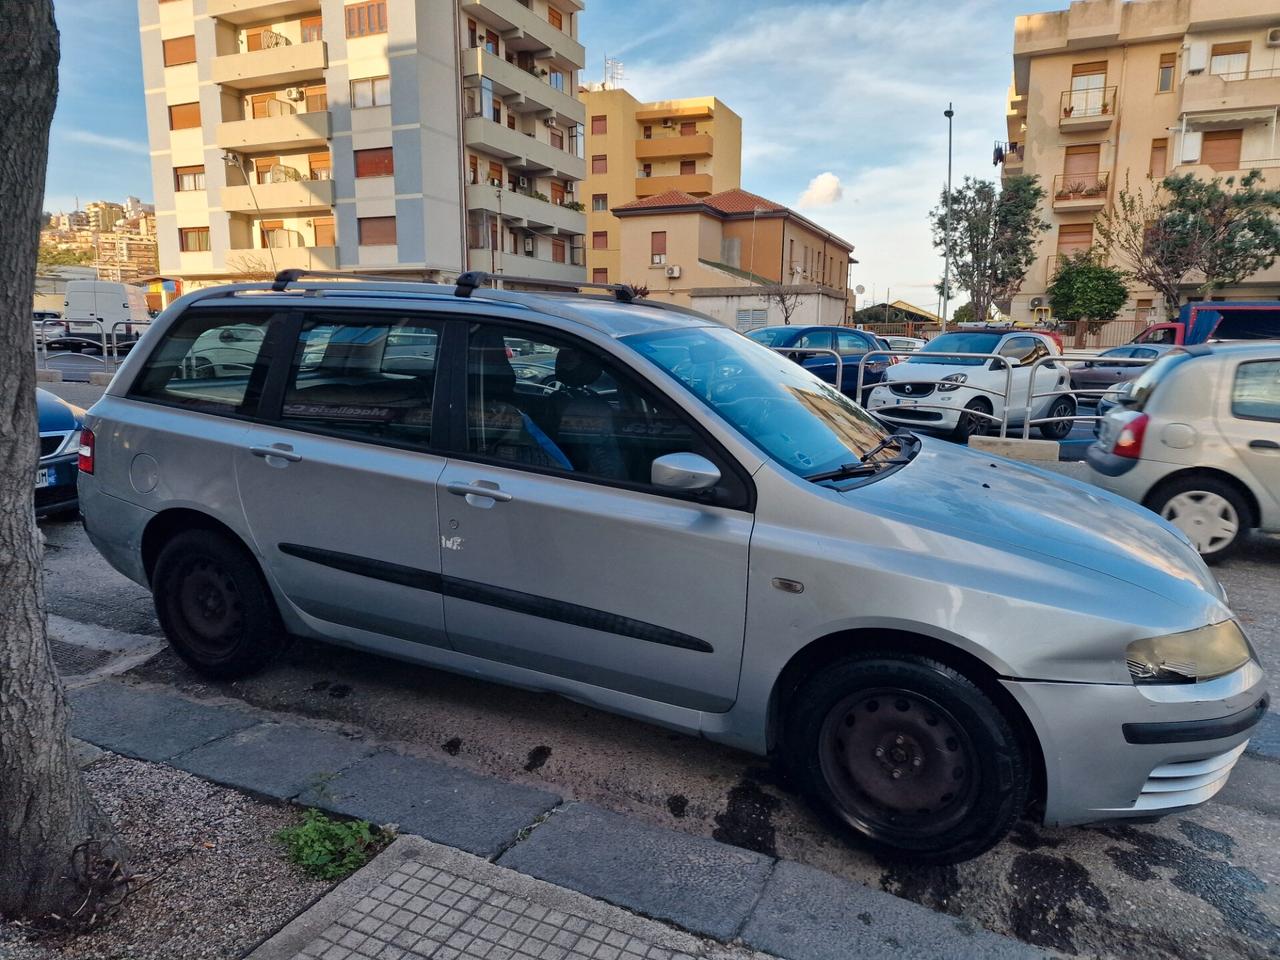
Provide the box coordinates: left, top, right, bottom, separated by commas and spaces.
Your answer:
45, 0, 1060, 308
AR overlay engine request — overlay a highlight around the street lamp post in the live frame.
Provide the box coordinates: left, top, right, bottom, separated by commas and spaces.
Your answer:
941, 103, 954, 333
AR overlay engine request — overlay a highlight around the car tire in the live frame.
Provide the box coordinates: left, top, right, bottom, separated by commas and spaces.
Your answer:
1148, 475, 1251, 564
152, 529, 287, 679
784, 652, 1029, 864
950, 398, 992, 442
1038, 396, 1076, 441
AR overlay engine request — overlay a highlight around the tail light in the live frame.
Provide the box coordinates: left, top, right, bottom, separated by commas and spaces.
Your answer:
1113, 414, 1148, 459
77, 428, 95, 474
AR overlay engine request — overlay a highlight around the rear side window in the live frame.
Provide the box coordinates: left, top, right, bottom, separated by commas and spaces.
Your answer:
1130, 350, 1193, 410
1232, 359, 1280, 422
279, 314, 442, 449
128, 310, 272, 413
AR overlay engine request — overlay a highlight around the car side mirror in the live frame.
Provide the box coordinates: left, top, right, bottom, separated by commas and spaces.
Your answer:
651, 453, 721, 494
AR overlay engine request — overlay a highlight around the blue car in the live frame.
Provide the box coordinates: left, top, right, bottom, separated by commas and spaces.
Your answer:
36, 388, 84, 518
746, 325, 890, 400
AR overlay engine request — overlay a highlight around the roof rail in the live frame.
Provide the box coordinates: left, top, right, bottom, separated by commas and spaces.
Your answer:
454, 271, 637, 303
270, 268, 436, 292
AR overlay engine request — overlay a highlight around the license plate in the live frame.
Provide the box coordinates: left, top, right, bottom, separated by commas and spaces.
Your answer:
900, 399, 918, 407
35, 467, 54, 489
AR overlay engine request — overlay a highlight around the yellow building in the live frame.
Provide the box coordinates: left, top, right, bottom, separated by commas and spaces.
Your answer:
581, 87, 741, 285
1003, 0, 1280, 325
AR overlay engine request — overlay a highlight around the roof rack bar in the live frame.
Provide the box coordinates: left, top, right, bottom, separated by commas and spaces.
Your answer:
454, 271, 637, 304
271, 268, 444, 292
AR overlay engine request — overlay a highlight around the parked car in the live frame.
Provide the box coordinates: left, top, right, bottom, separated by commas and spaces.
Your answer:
745, 325, 889, 399
1071, 344, 1174, 399
36, 388, 85, 518
1093, 380, 1133, 437
1132, 301, 1280, 346
1087, 343, 1280, 562
884, 335, 927, 353
867, 329, 1076, 441
80, 273, 1266, 863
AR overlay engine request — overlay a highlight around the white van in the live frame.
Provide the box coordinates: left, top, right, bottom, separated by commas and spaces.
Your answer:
62, 281, 150, 347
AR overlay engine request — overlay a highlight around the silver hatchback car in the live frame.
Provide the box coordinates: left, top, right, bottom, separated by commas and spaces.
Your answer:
80, 273, 1268, 863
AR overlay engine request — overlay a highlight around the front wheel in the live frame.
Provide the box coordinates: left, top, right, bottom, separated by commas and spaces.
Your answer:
785, 653, 1029, 863
950, 397, 992, 442
1038, 396, 1076, 441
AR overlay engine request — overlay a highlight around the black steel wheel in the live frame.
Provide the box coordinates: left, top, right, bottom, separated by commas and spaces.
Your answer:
1038, 396, 1076, 441
951, 398, 992, 442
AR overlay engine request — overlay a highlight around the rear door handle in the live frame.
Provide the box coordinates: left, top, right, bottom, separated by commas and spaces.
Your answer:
249, 444, 302, 462
445, 482, 513, 502
1249, 439, 1280, 451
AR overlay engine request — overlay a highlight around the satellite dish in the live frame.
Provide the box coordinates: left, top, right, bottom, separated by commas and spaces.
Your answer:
855, 284, 866, 295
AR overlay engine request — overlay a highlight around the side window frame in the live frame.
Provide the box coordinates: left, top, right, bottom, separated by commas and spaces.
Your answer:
443, 316, 755, 511
1230, 358, 1280, 424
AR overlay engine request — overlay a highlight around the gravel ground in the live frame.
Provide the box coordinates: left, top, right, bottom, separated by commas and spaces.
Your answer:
0, 754, 330, 960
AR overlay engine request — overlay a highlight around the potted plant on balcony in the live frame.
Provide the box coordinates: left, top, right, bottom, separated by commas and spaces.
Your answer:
1082, 183, 1101, 197
1063, 103, 1075, 117
1068, 180, 1087, 197
1056, 187, 1072, 200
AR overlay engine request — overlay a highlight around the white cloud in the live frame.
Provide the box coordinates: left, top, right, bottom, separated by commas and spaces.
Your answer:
797, 172, 843, 208
61, 129, 149, 156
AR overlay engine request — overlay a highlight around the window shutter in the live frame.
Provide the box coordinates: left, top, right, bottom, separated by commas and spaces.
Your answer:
358, 216, 397, 246
163, 35, 196, 66
651, 231, 667, 256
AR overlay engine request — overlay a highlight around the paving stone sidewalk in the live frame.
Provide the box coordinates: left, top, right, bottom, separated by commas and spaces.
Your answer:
71, 678, 1051, 960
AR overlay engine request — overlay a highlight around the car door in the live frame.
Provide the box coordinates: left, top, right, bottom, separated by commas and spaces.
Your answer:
234, 309, 451, 650
996, 335, 1038, 418
1078, 348, 1129, 393
837, 329, 878, 394
436, 319, 753, 712
1219, 356, 1280, 526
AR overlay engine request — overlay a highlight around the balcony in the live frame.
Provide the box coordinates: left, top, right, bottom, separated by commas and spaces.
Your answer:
212, 39, 326, 90
466, 183, 584, 235
635, 173, 713, 198
222, 176, 333, 214
216, 109, 330, 152
460, 47, 584, 123
997, 141, 1025, 177
228, 245, 337, 272
1174, 159, 1279, 187
635, 134, 713, 160
1181, 69, 1280, 117
206, 0, 319, 24
459, 0, 584, 67
463, 115, 584, 180
634, 103, 714, 123
1052, 171, 1110, 211
469, 250, 586, 283
1058, 87, 1116, 132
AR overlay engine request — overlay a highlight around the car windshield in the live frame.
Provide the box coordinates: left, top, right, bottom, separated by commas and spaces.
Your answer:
1129, 350, 1194, 409
745, 328, 790, 348
626, 326, 893, 479
906, 331, 1001, 365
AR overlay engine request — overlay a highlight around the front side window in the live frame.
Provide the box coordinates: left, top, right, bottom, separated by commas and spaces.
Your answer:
1232, 359, 1280, 422
129, 311, 271, 413
280, 316, 441, 447
796, 330, 834, 351
998, 336, 1039, 364
837, 331, 870, 356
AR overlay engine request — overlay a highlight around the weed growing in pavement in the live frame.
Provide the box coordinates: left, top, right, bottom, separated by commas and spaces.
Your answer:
276, 810, 387, 880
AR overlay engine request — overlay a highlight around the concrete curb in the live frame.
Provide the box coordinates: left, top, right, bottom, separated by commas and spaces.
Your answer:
36, 368, 63, 382
968, 436, 1059, 461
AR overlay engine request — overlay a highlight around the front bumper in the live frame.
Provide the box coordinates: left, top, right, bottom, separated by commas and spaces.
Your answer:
866, 385, 963, 429
1004, 661, 1267, 826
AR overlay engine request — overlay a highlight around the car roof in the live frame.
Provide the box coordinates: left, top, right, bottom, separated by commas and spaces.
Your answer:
1183, 341, 1280, 360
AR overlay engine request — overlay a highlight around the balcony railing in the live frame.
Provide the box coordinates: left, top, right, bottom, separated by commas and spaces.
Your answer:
1059, 86, 1116, 126
996, 140, 1024, 168
1215, 67, 1280, 82
1052, 171, 1110, 208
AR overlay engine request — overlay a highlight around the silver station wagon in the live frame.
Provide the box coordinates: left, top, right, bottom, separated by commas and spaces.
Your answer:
79, 272, 1268, 863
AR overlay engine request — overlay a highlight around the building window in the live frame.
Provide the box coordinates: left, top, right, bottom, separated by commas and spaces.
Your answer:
354, 146, 395, 178
590, 115, 606, 135
1056, 223, 1093, 256
550, 127, 564, 150
592, 268, 608, 284
1068, 61, 1108, 117
679, 121, 696, 137
178, 227, 210, 252
650, 231, 667, 265
641, 162, 652, 178
304, 84, 327, 112
1157, 53, 1176, 92
551, 238, 566, 263
548, 5, 563, 30
168, 102, 200, 130
592, 231, 607, 250
314, 216, 335, 247
301, 16, 323, 43
591, 155, 607, 174
591, 193, 607, 212
358, 216, 397, 246
309, 151, 331, 180
1209, 42, 1249, 79
680, 159, 696, 176
1202, 129, 1243, 172
1149, 138, 1168, 179
1135, 298, 1154, 322
173, 165, 205, 191
162, 36, 196, 67
351, 76, 390, 108
642, 125, 652, 140
549, 70, 565, 91
345, 0, 387, 38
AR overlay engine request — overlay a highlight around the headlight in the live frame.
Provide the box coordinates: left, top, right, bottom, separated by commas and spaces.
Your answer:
1126, 620, 1254, 684
937, 373, 968, 392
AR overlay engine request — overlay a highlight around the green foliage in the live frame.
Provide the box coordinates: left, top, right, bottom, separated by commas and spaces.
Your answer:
950, 302, 977, 325
1162, 170, 1280, 295
1048, 251, 1128, 335
37, 243, 93, 266
276, 809, 384, 880
930, 175, 1049, 324
562, 200, 585, 212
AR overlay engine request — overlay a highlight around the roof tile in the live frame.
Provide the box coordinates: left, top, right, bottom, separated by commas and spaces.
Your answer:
612, 190, 703, 211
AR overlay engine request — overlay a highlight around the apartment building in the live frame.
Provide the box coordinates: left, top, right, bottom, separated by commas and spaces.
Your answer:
1002, 0, 1280, 323
85, 201, 126, 233
139, 0, 585, 286
581, 88, 742, 285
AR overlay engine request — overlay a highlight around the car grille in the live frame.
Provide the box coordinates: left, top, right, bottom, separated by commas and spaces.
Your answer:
39, 432, 73, 459
890, 382, 936, 398
1130, 743, 1245, 812
879, 408, 943, 422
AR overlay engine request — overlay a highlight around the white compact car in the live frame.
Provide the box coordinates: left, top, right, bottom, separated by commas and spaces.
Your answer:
867, 329, 1076, 441
1087, 343, 1280, 562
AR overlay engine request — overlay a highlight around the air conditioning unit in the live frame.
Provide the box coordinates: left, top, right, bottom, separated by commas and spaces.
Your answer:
1029, 296, 1044, 309
284, 87, 306, 101
665, 264, 681, 279
517, 176, 528, 188
661, 118, 674, 127
564, 182, 574, 195
543, 117, 559, 128
1268, 26, 1280, 47
523, 237, 535, 255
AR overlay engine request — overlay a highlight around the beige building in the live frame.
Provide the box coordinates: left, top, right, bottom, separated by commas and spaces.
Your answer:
611, 187, 854, 327
1003, 0, 1280, 324
138, 0, 586, 286
580, 88, 741, 285
85, 201, 125, 233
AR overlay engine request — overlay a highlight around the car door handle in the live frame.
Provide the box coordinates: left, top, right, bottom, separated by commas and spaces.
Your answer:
249, 444, 302, 462
1249, 439, 1280, 451
445, 482, 513, 502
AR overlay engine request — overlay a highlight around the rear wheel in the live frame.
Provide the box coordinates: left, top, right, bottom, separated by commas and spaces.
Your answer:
951, 397, 992, 442
1038, 396, 1076, 441
152, 529, 287, 679
784, 653, 1029, 863
1149, 475, 1250, 563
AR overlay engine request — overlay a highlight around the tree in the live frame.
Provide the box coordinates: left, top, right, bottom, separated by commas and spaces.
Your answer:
1047, 251, 1129, 346
1, 0, 123, 921
950, 302, 977, 325
762, 285, 803, 325
1163, 170, 1280, 298
930, 174, 1049, 324
37, 242, 93, 267
1094, 174, 1197, 319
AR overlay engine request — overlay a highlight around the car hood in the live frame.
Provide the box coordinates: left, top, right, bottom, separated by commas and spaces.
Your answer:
36, 388, 82, 433
846, 438, 1224, 609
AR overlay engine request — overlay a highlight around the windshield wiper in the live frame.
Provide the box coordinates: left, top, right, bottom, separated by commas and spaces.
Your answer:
805, 433, 920, 483
858, 431, 920, 464
805, 462, 882, 482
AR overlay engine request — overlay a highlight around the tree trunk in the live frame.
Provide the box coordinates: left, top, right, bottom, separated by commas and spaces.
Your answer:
0, 0, 118, 920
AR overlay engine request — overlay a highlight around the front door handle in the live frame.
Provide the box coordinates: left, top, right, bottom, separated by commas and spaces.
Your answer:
249, 444, 302, 462
445, 482, 513, 502
1249, 439, 1280, 451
